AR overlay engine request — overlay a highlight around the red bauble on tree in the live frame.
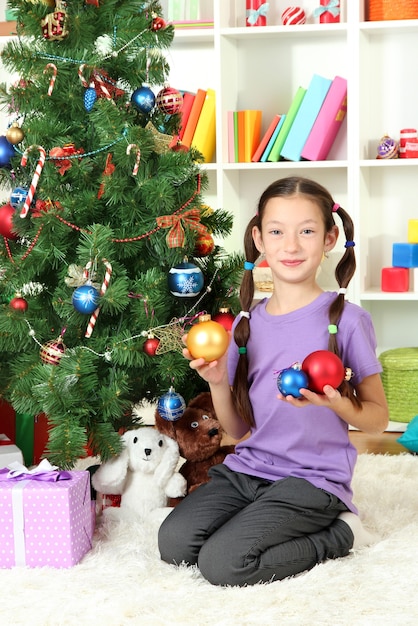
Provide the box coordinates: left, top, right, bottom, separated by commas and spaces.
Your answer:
143, 335, 160, 356
194, 230, 215, 257
0, 203, 18, 240
151, 15, 167, 31
156, 86, 183, 115
212, 307, 235, 331
301, 350, 345, 394
9, 295, 28, 312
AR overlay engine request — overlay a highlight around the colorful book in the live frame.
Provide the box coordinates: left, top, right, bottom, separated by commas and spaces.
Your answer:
280, 74, 332, 162
260, 114, 286, 162
267, 87, 307, 162
244, 110, 262, 162
181, 88, 207, 148
237, 110, 246, 163
178, 91, 195, 141
301, 76, 348, 161
252, 114, 282, 162
191, 88, 216, 162
227, 110, 235, 162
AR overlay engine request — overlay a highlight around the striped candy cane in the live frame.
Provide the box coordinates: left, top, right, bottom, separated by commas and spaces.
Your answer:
85, 259, 112, 338
126, 143, 141, 176
20, 145, 46, 218
78, 63, 89, 88
44, 63, 57, 96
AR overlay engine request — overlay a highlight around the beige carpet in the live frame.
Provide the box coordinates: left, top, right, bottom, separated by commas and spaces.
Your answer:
0, 453, 417, 626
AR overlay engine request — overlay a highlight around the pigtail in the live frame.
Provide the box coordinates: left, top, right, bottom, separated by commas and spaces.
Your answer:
232, 216, 260, 427
328, 205, 361, 408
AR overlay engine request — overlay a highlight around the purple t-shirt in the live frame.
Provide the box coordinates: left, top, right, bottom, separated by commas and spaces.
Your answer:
225, 291, 382, 512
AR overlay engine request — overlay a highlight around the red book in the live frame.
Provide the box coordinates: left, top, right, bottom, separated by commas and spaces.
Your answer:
301, 76, 347, 161
181, 88, 207, 148
251, 114, 281, 162
178, 91, 195, 141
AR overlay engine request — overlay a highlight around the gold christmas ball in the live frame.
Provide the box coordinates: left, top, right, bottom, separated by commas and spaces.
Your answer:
6, 123, 24, 145
186, 314, 229, 362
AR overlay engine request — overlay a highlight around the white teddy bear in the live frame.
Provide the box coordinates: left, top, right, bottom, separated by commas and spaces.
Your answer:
92, 427, 187, 519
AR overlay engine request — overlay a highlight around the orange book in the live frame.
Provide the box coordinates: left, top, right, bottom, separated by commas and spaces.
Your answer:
191, 88, 216, 162
237, 110, 246, 163
244, 110, 262, 162
178, 91, 195, 141
181, 88, 207, 148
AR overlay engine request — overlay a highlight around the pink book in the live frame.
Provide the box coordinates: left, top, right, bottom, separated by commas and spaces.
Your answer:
227, 110, 235, 162
301, 76, 347, 161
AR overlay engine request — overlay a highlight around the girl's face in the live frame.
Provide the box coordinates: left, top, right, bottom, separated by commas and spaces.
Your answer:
252, 195, 338, 286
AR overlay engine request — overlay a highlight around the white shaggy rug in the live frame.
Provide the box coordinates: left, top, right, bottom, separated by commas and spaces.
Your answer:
1, 453, 417, 626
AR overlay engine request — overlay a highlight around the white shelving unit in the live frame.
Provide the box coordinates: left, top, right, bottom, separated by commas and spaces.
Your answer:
162, 1, 418, 365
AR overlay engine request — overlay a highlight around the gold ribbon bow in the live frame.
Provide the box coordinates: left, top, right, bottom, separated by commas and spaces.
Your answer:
156, 208, 207, 248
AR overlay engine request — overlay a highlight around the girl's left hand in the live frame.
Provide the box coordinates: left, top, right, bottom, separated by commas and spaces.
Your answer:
277, 384, 342, 408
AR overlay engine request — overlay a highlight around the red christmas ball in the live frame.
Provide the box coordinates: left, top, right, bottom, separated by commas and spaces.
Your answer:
156, 86, 183, 115
9, 296, 28, 312
152, 16, 166, 31
0, 203, 18, 240
143, 336, 160, 356
301, 350, 345, 394
212, 308, 235, 331
194, 231, 215, 257
40, 337, 66, 366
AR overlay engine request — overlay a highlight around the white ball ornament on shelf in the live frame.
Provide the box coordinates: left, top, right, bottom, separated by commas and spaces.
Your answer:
157, 387, 186, 421
168, 261, 204, 298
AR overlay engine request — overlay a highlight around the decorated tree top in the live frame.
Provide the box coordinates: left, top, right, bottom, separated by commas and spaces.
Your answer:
0, 0, 242, 468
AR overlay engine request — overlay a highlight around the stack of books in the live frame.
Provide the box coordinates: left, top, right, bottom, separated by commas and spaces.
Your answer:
227, 74, 347, 163
177, 88, 216, 163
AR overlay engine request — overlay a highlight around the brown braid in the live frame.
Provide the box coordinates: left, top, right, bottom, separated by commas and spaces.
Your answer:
232, 177, 361, 427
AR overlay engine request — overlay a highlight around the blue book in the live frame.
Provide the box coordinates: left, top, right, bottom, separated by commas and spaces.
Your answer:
280, 74, 332, 162
260, 115, 286, 162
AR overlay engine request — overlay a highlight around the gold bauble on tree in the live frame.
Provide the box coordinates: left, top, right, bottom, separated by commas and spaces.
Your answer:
186, 314, 229, 362
5, 123, 24, 145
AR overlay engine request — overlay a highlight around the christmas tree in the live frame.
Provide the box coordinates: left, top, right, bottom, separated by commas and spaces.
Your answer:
0, 0, 242, 468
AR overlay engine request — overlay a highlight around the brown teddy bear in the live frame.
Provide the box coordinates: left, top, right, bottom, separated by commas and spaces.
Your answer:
155, 391, 235, 496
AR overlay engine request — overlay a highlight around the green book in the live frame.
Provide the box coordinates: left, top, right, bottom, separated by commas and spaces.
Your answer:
267, 86, 307, 162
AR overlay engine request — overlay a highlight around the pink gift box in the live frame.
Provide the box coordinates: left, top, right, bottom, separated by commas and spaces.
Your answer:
0, 470, 94, 568
246, 1, 268, 27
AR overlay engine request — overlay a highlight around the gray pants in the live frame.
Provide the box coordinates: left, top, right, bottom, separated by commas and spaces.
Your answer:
158, 464, 353, 586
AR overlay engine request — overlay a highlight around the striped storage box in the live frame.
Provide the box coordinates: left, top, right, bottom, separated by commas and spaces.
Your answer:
379, 348, 418, 422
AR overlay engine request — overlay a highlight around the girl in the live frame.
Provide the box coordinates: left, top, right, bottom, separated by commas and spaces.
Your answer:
158, 176, 388, 586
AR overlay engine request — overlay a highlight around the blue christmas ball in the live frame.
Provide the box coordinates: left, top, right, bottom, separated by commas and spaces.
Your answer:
277, 366, 309, 398
168, 261, 204, 298
72, 284, 100, 314
10, 187, 30, 209
131, 85, 156, 114
0, 136, 16, 168
157, 388, 186, 422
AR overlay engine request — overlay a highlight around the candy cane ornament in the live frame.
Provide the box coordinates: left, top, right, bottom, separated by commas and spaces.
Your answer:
85, 259, 113, 338
78, 64, 89, 88
20, 145, 46, 218
126, 143, 141, 176
44, 63, 58, 96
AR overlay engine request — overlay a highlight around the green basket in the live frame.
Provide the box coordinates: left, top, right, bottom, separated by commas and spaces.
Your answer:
379, 348, 418, 423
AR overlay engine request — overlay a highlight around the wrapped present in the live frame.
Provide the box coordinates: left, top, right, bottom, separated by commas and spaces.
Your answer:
0, 435, 24, 468
314, 0, 340, 24
0, 460, 94, 568
246, 1, 269, 27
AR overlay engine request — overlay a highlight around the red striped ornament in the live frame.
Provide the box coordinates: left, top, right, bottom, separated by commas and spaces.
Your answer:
84, 259, 113, 338
281, 7, 306, 25
19, 145, 46, 218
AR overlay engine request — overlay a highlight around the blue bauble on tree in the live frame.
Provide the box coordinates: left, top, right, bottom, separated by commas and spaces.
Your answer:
157, 387, 186, 422
277, 365, 309, 398
0, 136, 16, 168
168, 261, 204, 298
131, 84, 156, 114
72, 284, 100, 314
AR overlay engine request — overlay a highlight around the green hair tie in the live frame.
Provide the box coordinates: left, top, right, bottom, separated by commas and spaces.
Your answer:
328, 324, 338, 335
238, 347, 247, 355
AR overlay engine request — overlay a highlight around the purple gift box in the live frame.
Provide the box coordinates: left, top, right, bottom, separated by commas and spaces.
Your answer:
0, 465, 94, 568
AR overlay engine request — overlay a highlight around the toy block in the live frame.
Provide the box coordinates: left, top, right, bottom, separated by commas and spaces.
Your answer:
381, 267, 409, 292
392, 243, 418, 267
408, 220, 418, 243
409, 267, 418, 291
